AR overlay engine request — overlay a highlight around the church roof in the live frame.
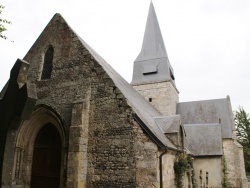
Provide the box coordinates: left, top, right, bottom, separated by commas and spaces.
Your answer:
61, 15, 178, 150
153, 115, 181, 134
183, 123, 223, 156
177, 98, 234, 139
79, 37, 177, 150
131, 2, 175, 86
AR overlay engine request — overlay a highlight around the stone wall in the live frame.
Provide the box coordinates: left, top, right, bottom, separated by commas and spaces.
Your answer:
1, 13, 184, 188
193, 157, 222, 187
1, 125, 19, 187
162, 150, 176, 188
18, 13, 165, 188
133, 81, 179, 116
24, 14, 93, 138
86, 68, 137, 187
223, 139, 247, 188
22, 15, 95, 187
67, 96, 90, 187
133, 121, 159, 188
12, 13, 139, 187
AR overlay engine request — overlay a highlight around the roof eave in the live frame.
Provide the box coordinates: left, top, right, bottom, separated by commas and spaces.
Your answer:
133, 113, 182, 152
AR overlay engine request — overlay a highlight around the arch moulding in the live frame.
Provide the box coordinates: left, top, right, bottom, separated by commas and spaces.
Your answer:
13, 106, 66, 187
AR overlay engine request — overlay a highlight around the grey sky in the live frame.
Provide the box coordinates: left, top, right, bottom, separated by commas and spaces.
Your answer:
1, 0, 249, 112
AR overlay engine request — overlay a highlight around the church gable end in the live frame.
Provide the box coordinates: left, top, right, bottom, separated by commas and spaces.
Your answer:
1, 13, 160, 188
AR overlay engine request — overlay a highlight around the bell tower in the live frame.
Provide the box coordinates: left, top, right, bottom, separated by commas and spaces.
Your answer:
131, 2, 179, 116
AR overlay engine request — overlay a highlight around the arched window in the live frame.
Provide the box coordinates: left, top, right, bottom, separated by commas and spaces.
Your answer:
41, 46, 54, 80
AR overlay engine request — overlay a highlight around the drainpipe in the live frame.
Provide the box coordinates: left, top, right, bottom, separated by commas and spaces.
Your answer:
159, 148, 168, 188
159, 147, 183, 188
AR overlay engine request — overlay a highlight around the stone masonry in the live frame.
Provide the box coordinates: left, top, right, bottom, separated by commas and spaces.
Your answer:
193, 157, 222, 187
133, 81, 179, 116
162, 150, 176, 187
223, 139, 247, 188
14, 14, 161, 187
0, 2, 248, 188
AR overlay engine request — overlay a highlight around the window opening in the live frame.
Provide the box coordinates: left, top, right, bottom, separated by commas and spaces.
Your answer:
41, 46, 54, 80
206, 172, 208, 187
199, 170, 203, 186
170, 69, 175, 80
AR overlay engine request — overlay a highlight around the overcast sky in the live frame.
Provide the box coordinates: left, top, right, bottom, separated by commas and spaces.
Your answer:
1, 0, 250, 112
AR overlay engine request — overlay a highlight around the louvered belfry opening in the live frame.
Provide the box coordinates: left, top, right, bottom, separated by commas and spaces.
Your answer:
41, 46, 54, 80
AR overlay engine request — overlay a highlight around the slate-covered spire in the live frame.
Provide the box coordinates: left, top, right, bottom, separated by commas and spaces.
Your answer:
136, 1, 167, 61
131, 2, 175, 85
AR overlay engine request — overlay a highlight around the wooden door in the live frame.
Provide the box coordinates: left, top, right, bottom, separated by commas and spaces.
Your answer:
30, 123, 62, 188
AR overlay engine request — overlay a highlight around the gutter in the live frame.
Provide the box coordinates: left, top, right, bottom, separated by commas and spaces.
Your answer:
132, 113, 165, 149
132, 113, 182, 152
133, 113, 183, 187
159, 148, 168, 188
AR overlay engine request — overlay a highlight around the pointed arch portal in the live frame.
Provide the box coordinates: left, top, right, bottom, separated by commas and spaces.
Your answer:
10, 107, 65, 187
30, 123, 62, 188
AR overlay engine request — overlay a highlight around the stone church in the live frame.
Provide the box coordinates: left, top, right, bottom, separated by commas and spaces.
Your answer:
0, 2, 247, 188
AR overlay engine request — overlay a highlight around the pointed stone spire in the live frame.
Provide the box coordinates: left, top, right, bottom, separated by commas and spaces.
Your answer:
131, 2, 175, 85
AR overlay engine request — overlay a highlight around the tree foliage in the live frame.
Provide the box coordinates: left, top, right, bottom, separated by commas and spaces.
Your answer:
0, 5, 11, 40
235, 107, 250, 175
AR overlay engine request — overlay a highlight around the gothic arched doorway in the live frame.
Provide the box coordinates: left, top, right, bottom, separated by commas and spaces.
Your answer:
30, 123, 62, 188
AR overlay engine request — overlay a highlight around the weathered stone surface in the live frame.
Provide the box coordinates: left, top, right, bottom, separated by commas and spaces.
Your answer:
223, 139, 248, 188
1, 14, 151, 188
133, 81, 178, 116
87, 81, 137, 187
132, 121, 159, 188
193, 157, 222, 187
1, 6, 247, 188
162, 150, 176, 188
0, 59, 37, 186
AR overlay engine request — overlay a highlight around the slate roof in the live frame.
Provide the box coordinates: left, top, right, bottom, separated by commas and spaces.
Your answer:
80, 38, 177, 150
177, 98, 234, 138
135, 1, 167, 61
57, 15, 178, 150
183, 123, 223, 156
153, 115, 181, 134
131, 2, 175, 85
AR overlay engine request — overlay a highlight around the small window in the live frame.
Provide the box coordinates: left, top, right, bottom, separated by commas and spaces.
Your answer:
41, 46, 54, 80
149, 98, 152, 102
